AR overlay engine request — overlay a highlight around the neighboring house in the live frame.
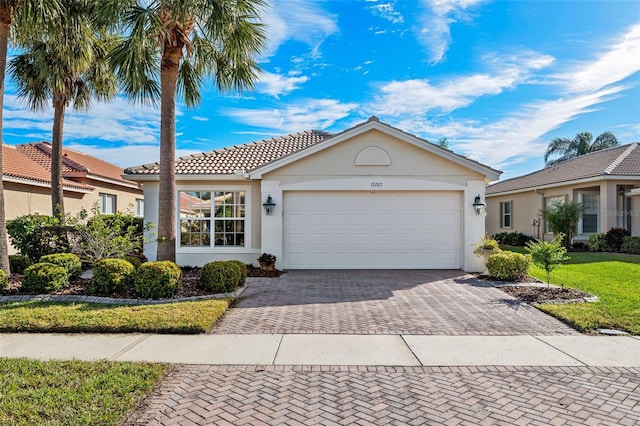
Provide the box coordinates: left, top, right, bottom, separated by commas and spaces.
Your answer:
125, 117, 501, 272
2, 142, 144, 246
486, 143, 640, 241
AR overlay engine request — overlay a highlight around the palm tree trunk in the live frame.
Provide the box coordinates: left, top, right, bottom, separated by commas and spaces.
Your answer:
51, 96, 66, 219
0, 11, 12, 274
156, 46, 181, 262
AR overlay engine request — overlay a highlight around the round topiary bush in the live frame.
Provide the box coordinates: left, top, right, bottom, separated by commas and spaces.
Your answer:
22, 262, 69, 293
40, 253, 82, 280
91, 258, 136, 295
9, 254, 32, 274
227, 260, 247, 287
0, 269, 7, 290
134, 260, 182, 299
199, 261, 241, 293
486, 251, 531, 281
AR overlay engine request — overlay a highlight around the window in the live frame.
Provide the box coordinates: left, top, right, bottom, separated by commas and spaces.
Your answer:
579, 192, 599, 234
500, 201, 512, 228
544, 196, 564, 233
179, 190, 245, 247
98, 193, 116, 214
135, 199, 144, 217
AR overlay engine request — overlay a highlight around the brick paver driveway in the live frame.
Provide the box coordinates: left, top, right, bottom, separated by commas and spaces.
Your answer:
212, 270, 578, 335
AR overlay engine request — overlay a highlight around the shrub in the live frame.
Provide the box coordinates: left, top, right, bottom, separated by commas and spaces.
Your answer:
199, 261, 241, 293
491, 231, 536, 247
621, 236, 640, 254
228, 260, 247, 287
6, 214, 71, 260
91, 258, 136, 295
0, 269, 7, 290
22, 263, 69, 293
40, 253, 82, 280
605, 227, 631, 252
486, 251, 531, 281
9, 254, 32, 274
134, 261, 182, 299
588, 233, 607, 252
541, 202, 582, 249
473, 235, 501, 256
525, 234, 569, 286
125, 252, 148, 269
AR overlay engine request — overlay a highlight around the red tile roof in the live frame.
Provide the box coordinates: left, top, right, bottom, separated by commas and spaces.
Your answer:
2, 144, 92, 191
487, 143, 640, 195
125, 130, 334, 175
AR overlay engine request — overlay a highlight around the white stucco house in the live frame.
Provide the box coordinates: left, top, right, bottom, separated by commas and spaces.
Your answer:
124, 117, 501, 272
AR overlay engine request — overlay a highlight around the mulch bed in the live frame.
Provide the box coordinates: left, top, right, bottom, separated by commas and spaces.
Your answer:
499, 286, 596, 304
2, 265, 282, 300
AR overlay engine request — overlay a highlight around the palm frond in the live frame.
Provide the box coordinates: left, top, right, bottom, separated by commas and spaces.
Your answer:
590, 131, 619, 152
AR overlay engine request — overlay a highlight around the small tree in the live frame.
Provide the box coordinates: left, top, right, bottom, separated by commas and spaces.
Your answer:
541, 201, 582, 249
525, 234, 570, 287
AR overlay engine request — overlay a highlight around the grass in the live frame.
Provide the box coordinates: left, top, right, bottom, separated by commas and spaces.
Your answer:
0, 298, 230, 334
504, 247, 640, 334
0, 358, 167, 426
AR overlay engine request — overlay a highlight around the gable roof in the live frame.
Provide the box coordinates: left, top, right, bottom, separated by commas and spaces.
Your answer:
16, 142, 138, 189
1, 144, 92, 193
486, 143, 640, 196
124, 117, 502, 181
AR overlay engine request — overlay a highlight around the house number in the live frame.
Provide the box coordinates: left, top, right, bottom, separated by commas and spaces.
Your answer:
370, 182, 383, 188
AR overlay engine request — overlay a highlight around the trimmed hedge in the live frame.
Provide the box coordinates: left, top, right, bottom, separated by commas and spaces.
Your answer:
40, 253, 82, 280
486, 251, 530, 281
491, 231, 536, 247
91, 258, 136, 295
134, 261, 182, 299
0, 269, 7, 290
9, 254, 31, 274
22, 263, 69, 293
227, 260, 247, 287
588, 233, 607, 252
621, 236, 640, 254
199, 261, 242, 293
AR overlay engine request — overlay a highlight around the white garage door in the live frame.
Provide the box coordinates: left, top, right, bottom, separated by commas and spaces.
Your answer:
284, 191, 461, 269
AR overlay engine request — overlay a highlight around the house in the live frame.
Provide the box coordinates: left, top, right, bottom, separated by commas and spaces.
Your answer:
485, 143, 640, 241
125, 117, 501, 272
2, 142, 144, 229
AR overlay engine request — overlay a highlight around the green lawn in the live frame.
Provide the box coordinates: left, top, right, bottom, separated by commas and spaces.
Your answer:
505, 248, 640, 334
0, 298, 230, 334
0, 358, 167, 426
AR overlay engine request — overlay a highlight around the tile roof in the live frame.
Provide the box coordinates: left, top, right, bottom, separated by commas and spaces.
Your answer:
16, 142, 132, 184
125, 130, 334, 175
2, 144, 92, 191
487, 143, 640, 195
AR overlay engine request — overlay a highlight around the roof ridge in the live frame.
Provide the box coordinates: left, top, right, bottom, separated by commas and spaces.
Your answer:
31, 142, 89, 173
602, 142, 638, 175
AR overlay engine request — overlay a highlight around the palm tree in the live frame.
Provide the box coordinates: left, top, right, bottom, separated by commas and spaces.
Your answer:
9, 0, 118, 220
0, 0, 61, 274
103, 0, 266, 261
544, 131, 619, 166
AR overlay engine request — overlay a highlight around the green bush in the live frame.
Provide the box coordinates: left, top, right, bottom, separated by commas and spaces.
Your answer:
199, 261, 241, 293
228, 260, 247, 287
6, 214, 72, 260
134, 261, 182, 299
0, 269, 7, 290
491, 231, 536, 247
588, 233, 607, 251
124, 252, 147, 269
486, 251, 530, 281
40, 253, 82, 280
91, 258, 136, 295
22, 263, 69, 293
525, 234, 569, 286
621, 236, 640, 254
9, 254, 32, 274
605, 227, 631, 252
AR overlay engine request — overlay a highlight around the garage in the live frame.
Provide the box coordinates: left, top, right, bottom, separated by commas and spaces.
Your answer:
283, 191, 461, 269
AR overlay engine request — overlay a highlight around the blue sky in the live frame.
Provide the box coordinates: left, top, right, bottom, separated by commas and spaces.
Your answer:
2, 0, 639, 180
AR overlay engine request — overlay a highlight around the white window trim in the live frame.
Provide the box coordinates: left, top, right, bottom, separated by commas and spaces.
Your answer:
98, 193, 117, 214
578, 191, 600, 235
135, 198, 144, 217
176, 185, 252, 253
543, 195, 565, 234
500, 201, 512, 228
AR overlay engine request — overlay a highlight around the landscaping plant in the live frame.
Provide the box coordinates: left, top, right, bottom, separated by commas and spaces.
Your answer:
9, 254, 31, 274
525, 234, 569, 287
621, 236, 640, 254
540, 201, 582, 249
40, 253, 82, 280
199, 261, 242, 293
588, 233, 607, 251
6, 214, 71, 260
486, 251, 530, 281
21, 263, 69, 293
134, 261, 182, 299
91, 258, 136, 295
0, 269, 7, 290
604, 227, 631, 252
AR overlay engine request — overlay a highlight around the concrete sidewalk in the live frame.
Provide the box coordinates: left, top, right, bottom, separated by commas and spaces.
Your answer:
1, 333, 639, 366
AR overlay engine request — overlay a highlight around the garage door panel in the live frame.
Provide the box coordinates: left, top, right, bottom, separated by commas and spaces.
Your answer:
284, 191, 461, 269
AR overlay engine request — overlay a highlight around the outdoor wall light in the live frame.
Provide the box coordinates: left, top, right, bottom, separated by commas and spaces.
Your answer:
473, 195, 485, 216
263, 195, 276, 215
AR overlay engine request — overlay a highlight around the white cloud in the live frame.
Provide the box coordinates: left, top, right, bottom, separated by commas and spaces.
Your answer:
417, 0, 485, 64
256, 71, 309, 98
369, 2, 404, 24
192, 116, 209, 122
224, 99, 359, 133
